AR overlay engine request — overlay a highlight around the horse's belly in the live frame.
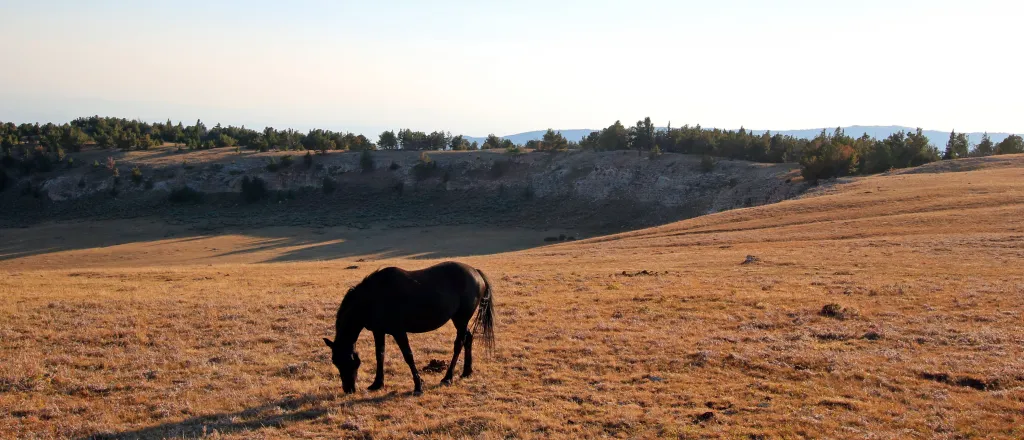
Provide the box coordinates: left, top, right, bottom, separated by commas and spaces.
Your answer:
371, 301, 457, 334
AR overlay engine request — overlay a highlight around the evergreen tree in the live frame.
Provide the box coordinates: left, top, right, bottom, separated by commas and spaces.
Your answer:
974, 133, 994, 156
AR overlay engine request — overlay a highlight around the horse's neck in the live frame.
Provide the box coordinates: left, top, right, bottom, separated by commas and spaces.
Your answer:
335, 308, 363, 348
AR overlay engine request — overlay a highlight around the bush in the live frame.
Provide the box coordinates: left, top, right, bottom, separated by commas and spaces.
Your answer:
304, 151, 314, 168
265, 158, 279, 172
322, 177, 337, 194
210, 163, 224, 172
413, 152, 439, 180
820, 303, 858, 320
523, 184, 534, 199
168, 186, 205, 203
66, 157, 74, 169
361, 150, 375, 172
130, 166, 143, 185
389, 161, 400, 171
241, 176, 268, 202
800, 143, 858, 181
279, 155, 294, 168
700, 155, 715, 172
1, 152, 14, 168
490, 159, 512, 178
92, 160, 101, 169
649, 145, 663, 159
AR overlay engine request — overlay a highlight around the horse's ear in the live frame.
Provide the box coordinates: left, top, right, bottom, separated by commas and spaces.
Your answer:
323, 338, 334, 348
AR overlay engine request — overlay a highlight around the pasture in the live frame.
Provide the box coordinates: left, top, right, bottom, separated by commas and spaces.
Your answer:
1, 160, 1023, 438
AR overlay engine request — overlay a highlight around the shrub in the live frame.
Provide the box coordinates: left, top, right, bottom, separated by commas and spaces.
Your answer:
490, 159, 512, 178
700, 155, 715, 172
820, 303, 858, 320
1, 152, 14, 168
322, 177, 337, 194
304, 151, 314, 168
523, 184, 534, 199
649, 145, 663, 159
265, 158, 280, 172
506, 145, 524, 156
279, 154, 294, 168
389, 161, 400, 171
130, 166, 143, 185
241, 176, 268, 202
800, 143, 858, 181
168, 186, 204, 203
210, 163, 224, 172
106, 156, 116, 173
413, 152, 439, 180
66, 157, 74, 169
182, 160, 194, 170
361, 150, 375, 172
92, 160, 101, 169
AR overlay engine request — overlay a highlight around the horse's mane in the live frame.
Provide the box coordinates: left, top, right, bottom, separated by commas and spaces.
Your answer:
336, 267, 389, 326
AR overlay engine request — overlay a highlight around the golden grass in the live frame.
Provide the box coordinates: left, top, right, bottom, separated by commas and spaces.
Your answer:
1, 158, 1023, 439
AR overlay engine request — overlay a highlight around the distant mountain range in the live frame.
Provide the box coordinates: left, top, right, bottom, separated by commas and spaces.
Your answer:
467, 126, 1017, 147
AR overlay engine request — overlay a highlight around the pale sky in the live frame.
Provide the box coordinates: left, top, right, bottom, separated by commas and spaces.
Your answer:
1, 0, 1021, 137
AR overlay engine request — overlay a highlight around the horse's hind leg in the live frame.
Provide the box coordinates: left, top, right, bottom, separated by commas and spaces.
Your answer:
461, 331, 473, 378
392, 332, 422, 395
440, 325, 468, 385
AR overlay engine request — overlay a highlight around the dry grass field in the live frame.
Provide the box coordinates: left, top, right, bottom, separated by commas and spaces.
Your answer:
1, 156, 1023, 439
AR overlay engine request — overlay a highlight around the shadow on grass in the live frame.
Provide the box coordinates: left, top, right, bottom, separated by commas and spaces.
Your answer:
0, 219, 572, 267
79, 390, 409, 439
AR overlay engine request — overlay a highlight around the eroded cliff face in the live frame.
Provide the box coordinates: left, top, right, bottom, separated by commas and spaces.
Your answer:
3, 149, 806, 231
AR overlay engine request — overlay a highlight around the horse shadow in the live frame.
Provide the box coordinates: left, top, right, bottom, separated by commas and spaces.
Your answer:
79, 390, 410, 439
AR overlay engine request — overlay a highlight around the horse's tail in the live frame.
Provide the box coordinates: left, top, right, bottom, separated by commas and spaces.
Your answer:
471, 268, 496, 353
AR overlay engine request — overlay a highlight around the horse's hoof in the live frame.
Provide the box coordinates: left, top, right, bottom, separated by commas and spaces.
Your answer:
412, 389, 423, 396
460, 371, 473, 378
367, 383, 384, 391
440, 378, 452, 386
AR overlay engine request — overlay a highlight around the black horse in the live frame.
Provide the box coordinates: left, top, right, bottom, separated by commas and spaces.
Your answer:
322, 261, 495, 395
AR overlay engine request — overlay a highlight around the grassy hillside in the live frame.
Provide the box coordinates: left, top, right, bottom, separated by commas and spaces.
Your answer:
0, 155, 1021, 438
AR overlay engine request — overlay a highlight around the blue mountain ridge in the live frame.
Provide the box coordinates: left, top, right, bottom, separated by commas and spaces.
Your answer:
465, 126, 1016, 147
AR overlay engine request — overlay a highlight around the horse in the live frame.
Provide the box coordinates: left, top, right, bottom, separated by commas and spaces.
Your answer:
322, 261, 495, 395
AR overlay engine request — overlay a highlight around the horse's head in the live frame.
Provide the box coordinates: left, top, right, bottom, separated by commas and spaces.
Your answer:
323, 338, 360, 393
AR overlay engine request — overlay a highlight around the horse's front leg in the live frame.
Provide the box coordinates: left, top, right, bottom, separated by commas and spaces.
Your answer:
368, 330, 386, 391
392, 332, 422, 395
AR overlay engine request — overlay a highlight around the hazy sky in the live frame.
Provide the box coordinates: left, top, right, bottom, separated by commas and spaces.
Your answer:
1, 0, 1021, 136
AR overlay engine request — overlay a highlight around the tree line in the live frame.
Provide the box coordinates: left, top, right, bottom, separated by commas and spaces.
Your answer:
2, 116, 1022, 182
